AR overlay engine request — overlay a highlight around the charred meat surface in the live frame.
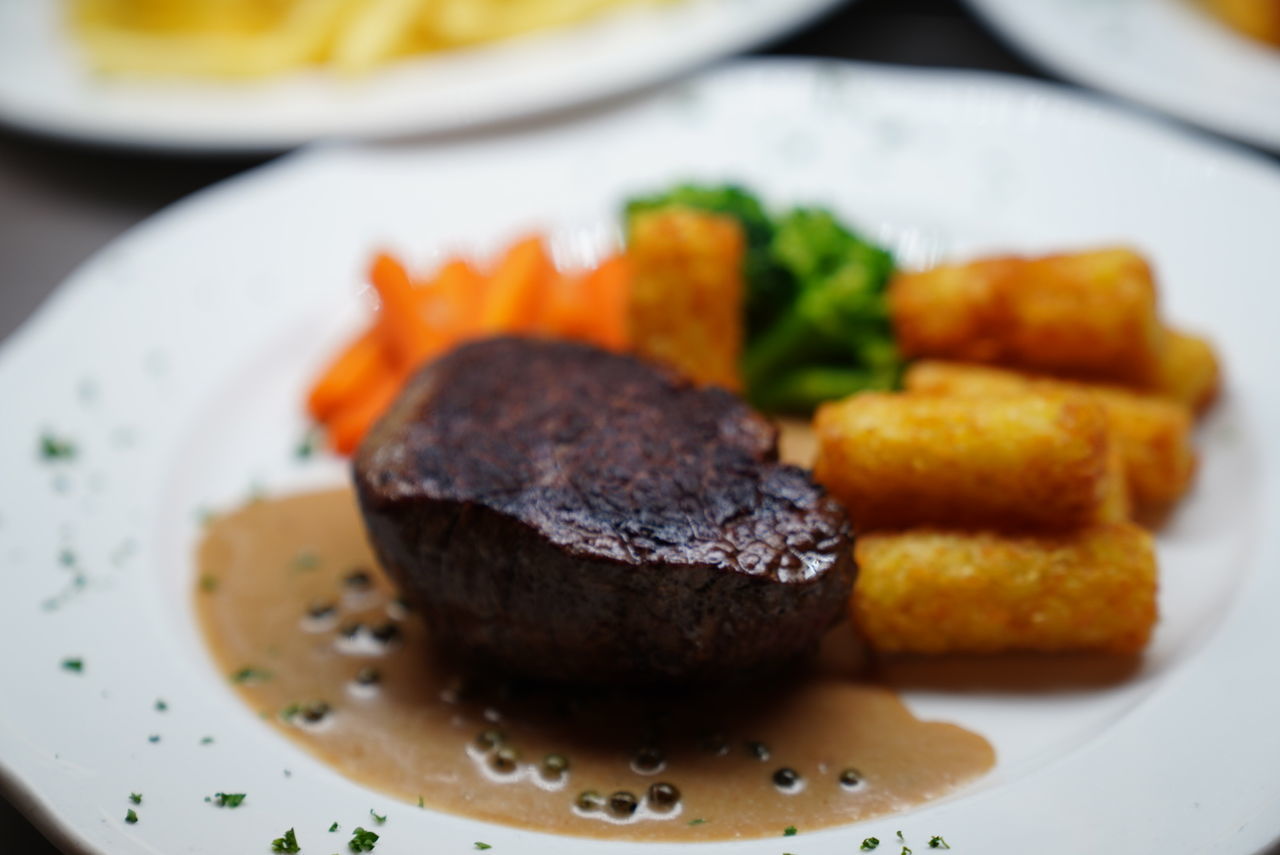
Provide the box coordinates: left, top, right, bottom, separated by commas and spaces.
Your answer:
352, 338, 854, 684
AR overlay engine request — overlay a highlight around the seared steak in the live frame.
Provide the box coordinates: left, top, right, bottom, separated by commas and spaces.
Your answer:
353, 337, 854, 684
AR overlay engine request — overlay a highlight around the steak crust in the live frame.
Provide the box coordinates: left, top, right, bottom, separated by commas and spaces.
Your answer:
353, 337, 854, 684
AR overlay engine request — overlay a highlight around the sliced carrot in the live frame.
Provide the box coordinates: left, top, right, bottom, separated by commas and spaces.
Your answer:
433, 258, 488, 339
369, 251, 435, 367
306, 328, 388, 422
479, 236, 555, 334
582, 253, 632, 351
325, 369, 405, 455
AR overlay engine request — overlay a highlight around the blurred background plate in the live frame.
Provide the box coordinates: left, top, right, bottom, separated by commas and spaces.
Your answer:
965, 0, 1280, 150
0, 0, 848, 153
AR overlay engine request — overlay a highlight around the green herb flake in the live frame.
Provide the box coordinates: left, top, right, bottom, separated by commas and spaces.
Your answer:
59, 549, 76, 567
417, 796, 424, 809
902, 847, 912, 855
199, 574, 219, 593
271, 828, 301, 853
147, 734, 160, 744
348, 826, 379, 852
154, 699, 168, 712
370, 809, 387, 825
292, 551, 320, 571
897, 831, 905, 841
124, 809, 138, 824
295, 429, 321, 461
687, 818, 707, 826
60, 658, 84, 673
128, 793, 142, 805
861, 838, 880, 851
40, 433, 77, 461
329, 822, 340, 832
230, 666, 271, 684
928, 836, 950, 849
474, 844, 492, 851
200, 736, 214, 745
783, 826, 797, 837
210, 792, 246, 808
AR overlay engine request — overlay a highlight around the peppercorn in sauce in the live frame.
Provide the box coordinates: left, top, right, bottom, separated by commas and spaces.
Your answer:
196, 488, 993, 842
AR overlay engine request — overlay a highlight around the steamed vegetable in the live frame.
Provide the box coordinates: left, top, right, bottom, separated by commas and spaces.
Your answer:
625, 185, 901, 413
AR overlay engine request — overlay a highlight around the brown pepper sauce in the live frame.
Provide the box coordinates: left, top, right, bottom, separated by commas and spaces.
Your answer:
195, 475, 992, 842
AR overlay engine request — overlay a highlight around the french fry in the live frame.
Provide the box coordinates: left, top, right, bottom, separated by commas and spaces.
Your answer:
889, 248, 1165, 387
813, 392, 1110, 531
852, 524, 1158, 655
627, 208, 745, 391
904, 361, 1196, 517
1154, 329, 1221, 415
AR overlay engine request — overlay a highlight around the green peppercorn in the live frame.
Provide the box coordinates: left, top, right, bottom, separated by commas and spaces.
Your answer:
540, 754, 569, 779
489, 746, 519, 773
839, 768, 862, 789
647, 782, 681, 811
608, 791, 638, 817
772, 767, 801, 791
575, 790, 604, 812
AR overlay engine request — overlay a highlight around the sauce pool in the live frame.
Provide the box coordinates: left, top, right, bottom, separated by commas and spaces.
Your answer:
196, 487, 993, 841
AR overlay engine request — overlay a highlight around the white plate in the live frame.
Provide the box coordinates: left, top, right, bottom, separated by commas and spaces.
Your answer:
0, 0, 846, 153
3, 58, 1280, 855
966, 0, 1280, 151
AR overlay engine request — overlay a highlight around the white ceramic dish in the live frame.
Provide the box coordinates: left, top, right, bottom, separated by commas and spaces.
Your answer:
966, 0, 1280, 151
0, 0, 846, 153
2, 58, 1279, 855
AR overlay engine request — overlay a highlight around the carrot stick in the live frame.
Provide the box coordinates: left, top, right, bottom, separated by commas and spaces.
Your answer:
369, 252, 435, 367
479, 236, 555, 333
582, 253, 631, 351
325, 369, 405, 455
306, 328, 389, 422
433, 258, 488, 339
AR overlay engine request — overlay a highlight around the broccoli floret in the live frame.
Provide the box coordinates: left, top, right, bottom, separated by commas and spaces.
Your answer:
744, 208, 898, 411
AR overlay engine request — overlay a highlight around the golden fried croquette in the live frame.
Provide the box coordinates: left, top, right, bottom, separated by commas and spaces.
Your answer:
813, 392, 1111, 531
904, 360, 1196, 517
627, 208, 745, 391
889, 248, 1165, 387
1154, 328, 1221, 416
853, 524, 1158, 655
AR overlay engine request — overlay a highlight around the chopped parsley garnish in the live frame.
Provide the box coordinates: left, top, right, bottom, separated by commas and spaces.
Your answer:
687, 818, 707, 826
329, 822, 340, 832
200, 736, 214, 745
897, 831, 905, 841
124, 809, 138, 824
348, 826, 379, 852
230, 666, 271, 684
292, 551, 320, 571
902, 847, 912, 855
417, 796, 424, 808
59, 549, 76, 567
369, 809, 387, 825
61, 658, 83, 673
147, 734, 160, 744
209, 792, 246, 808
154, 699, 168, 712
783, 826, 797, 836
40, 433, 77, 461
271, 828, 301, 853
928, 836, 950, 849
861, 839, 880, 851
474, 844, 492, 851
295, 429, 321, 460
199, 574, 219, 593
128, 793, 142, 805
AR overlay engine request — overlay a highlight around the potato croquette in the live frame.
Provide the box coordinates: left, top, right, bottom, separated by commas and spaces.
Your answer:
627, 208, 744, 391
1155, 329, 1221, 415
853, 524, 1158, 654
813, 392, 1110, 531
889, 248, 1165, 387
904, 361, 1197, 516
